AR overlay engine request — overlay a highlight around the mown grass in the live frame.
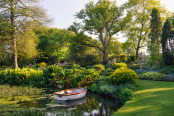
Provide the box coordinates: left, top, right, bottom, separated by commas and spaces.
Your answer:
113, 80, 174, 116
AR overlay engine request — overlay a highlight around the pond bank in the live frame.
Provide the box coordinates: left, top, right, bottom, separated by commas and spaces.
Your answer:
113, 80, 174, 116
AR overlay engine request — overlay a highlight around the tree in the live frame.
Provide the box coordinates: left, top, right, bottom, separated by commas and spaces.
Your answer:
0, 16, 11, 65
0, 0, 49, 69
69, 32, 101, 66
161, 19, 173, 65
35, 27, 74, 63
73, 0, 130, 64
17, 22, 39, 66
109, 38, 123, 56
124, 0, 168, 59
122, 41, 135, 56
148, 8, 162, 66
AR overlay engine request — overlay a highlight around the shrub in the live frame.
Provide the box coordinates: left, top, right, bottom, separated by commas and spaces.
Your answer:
88, 82, 135, 104
129, 63, 140, 70
112, 62, 127, 69
37, 62, 47, 67
159, 66, 174, 74
88, 84, 98, 92
50, 65, 99, 88
118, 88, 133, 104
0, 68, 43, 86
127, 55, 136, 63
93, 64, 105, 71
100, 68, 113, 76
0, 65, 99, 88
139, 71, 166, 81
109, 67, 138, 85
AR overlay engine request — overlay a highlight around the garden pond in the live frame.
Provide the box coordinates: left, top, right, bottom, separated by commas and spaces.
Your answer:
16, 89, 122, 116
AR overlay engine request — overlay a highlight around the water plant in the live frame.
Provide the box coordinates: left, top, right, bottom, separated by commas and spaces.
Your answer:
0, 85, 42, 98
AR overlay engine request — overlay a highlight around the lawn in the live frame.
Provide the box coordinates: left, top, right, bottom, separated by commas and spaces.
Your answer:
113, 80, 174, 116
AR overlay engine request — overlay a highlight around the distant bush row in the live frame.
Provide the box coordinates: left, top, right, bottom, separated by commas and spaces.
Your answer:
139, 72, 166, 81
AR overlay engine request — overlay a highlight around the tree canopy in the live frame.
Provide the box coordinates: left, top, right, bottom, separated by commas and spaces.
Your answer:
73, 0, 131, 64
0, 0, 49, 68
124, 0, 169, 58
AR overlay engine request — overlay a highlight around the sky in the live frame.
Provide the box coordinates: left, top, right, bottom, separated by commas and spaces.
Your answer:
40, 0, 174, 42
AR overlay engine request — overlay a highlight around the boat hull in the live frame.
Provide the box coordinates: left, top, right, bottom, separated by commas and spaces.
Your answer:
53, 87, 87, 101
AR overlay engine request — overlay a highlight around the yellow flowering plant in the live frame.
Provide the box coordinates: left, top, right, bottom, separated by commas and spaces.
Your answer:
93, 64, 105, 71
112, 62, 127, 69
109, 67, 138, 85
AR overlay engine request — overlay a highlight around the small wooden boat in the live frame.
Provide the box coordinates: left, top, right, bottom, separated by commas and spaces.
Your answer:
53, 87, 87, 101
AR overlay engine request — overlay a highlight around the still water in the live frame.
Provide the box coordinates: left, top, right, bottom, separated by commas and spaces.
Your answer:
18, 90, 122, 116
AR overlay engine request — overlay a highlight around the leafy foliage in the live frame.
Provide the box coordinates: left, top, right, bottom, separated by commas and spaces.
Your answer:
68, 33, 100, 66
88, 82, 135, 104
0, 85, 42, 98
0, 0, 49, 69
109, 67, 138, 85
51, 66, 99, 88
37, 62, 47, 67
35, 27, 74, 64
100, 68, 114, 76
0, 68, 43, 86
124, 0, 168, 58
112, 62, 127, 69
139, 72, 166, 81
159, 65, 174, 74
0, 65, 100, 88
93, 64, 105, 71
74, 0, 130, 63
0, 16, 11, 65
148, 8, 162, 67
118, 88, 134, 104
128, 63, 140, 70
161, 19, 173, 65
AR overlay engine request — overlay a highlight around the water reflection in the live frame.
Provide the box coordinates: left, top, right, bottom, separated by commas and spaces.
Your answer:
53, 97, 86, 107
18, 92, 122, 116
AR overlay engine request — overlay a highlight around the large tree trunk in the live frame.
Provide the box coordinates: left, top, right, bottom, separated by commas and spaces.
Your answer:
11, 0, 18, 69
103, 29, 109, 64
103, 45, 108, 64
135, 48, 139, 59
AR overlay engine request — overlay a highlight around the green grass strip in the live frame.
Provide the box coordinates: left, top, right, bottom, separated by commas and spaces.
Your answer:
113, 80, 174, 116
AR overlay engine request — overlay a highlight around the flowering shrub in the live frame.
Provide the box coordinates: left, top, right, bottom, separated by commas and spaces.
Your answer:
93, 64, 105, 71
139, 72, 166, 81
37, 62, 47, 67
109, 67, 138, 85
112, 62, 127, 69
